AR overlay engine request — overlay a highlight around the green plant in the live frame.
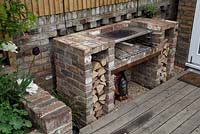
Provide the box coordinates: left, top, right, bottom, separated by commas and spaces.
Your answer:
0, 103, 32, 134
143, 4, 157, 18
0, 46, 40, 134
0, 0, 36, 40
0, 71, 32, 105
0, 1, 37, 133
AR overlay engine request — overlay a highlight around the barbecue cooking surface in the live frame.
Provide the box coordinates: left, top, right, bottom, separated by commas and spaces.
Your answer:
99, 26, 152, 43
100, 29, 137, 39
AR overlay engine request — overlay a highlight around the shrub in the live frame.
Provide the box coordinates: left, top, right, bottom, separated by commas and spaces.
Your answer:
0, 0, 36, 39
143, 4, 157, 18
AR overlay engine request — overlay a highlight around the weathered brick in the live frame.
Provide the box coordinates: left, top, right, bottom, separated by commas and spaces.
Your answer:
23, 87, 72, 134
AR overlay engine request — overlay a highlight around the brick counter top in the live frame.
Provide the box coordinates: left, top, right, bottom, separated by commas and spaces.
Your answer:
53, 18, 178, 124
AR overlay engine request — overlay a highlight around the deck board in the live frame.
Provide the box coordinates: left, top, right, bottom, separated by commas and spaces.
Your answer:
191, 125, 200, 134
152, 90, 200, 134
93, 82, 187, 134
80, 71, 200, 134
131, 86, 200, 134
112, 84, 195, 134
170, 110, 200, 134
80, 73, 182, 134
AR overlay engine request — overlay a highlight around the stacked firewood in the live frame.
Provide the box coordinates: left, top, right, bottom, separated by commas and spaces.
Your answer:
159, 43, 170, 83
92, 57, 107, 119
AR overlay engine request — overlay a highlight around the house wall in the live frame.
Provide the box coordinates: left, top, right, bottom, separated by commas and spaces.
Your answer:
175, 0, 197, 67
14, 0, 173, 91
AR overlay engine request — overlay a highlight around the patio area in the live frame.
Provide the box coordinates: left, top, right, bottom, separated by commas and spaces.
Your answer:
80, 70, 200, 134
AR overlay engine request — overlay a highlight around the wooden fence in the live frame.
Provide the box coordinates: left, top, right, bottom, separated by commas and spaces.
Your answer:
19, 0, 134, 16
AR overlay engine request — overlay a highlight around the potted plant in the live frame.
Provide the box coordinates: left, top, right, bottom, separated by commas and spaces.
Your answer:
142, 4, 157, 18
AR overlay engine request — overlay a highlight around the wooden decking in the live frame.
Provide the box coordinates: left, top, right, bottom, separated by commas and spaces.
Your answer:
80, 71, 200, 134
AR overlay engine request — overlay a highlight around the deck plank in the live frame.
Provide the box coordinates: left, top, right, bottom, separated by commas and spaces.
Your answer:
152, 90, 200, 134
93, 82, 187, 134
170, 110, 200, 134
80, 73, 183, 134
191, 125, 200, 134
131, 86, 200, 134
112, 84, 195, 133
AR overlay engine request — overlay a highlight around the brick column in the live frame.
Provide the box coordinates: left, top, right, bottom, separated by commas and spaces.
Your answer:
176, 0, 197, 67
23, 87, 72, 134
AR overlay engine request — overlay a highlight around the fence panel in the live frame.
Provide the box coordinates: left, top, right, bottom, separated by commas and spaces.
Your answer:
0, 0, 134, 16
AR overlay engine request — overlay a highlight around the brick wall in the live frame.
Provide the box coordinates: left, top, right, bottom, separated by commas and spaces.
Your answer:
23, 87, 72, 134
14, 0, 173, 91
176, 0, 197, 67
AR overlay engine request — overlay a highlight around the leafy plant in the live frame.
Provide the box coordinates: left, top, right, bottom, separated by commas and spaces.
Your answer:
0, 1, 37, 134
0, 71, 32, 105
143, 4, 157, 18
0, 103, 32, 134
0, 0, 36, 40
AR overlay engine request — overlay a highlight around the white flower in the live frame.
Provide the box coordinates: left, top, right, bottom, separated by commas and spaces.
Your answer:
17, 79, 38, 95
0, 41, 18, 53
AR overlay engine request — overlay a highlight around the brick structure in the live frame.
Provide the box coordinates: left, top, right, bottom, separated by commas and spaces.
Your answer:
23, 87, 72, 134
12, 0, 173, 91
176, 0, 197, 67
53, 18, 177, 125
129, 19, 178, 83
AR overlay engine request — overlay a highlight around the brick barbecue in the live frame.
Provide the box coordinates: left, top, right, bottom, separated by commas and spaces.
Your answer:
53, 18, 178, 126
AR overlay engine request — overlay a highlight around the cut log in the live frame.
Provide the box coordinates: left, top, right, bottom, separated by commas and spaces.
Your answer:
162, 67, 167, 72
92, 61, 101, 71
93, 76, 98, 82
94, 102, 102, 111
100, 81, 106, 86
94, 102, 101, 108
96, 109, 103, 118
99, 100, 106, 105
100, 75, 106, 82
97, 67, 106, 76
100, 58, 107, 66
93, 80, 101, 89
96, 84, 104, 95
93, 57, 107, 66
93, 95, 98, 104
92, 71, 98, 79
92, 89, 97, 96
99, 94, 106, 101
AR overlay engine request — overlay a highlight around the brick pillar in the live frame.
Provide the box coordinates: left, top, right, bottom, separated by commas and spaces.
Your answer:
104, 48, 115, 113
53, 33, 115, 125
23, 87, 72, 134
176, 0, 197, 67
53, 40, 93, 125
